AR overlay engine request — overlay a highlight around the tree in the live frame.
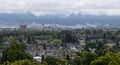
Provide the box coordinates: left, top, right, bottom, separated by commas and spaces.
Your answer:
65, 54, 71, 61
17, 36, 23, 43
1, 47, 32, 63
43, 43, 47, 50
44, 56, 67, 65
73, 56, 82, 65
81, 51, 97, 65
91, 52, 120, 65
52, 39, 61, 46
27, 35, 36, 44
44, 56, 57, 65
2, 61, 11, 65
1, 37, 32, 63
1, 59, 47, 65
11, 60, 42, 65
96, 41, 105, 52
85, 41, 97, 50
59, 30, 75, 43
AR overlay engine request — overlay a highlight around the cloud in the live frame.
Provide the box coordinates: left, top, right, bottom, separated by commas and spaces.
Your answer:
0, 0, 120, 16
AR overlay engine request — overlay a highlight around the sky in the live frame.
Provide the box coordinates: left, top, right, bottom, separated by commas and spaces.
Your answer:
0, 0, 120, 16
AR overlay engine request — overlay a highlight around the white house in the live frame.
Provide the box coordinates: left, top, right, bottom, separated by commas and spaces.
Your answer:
33, 56, 42, 62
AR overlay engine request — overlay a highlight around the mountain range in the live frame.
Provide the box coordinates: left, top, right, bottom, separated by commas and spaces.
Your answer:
0, 12, 120, 26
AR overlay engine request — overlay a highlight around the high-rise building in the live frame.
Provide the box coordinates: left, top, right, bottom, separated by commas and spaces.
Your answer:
20, 24, 27, 30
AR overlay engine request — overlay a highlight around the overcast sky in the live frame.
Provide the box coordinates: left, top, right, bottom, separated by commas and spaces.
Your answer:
0, 0, 120, 16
